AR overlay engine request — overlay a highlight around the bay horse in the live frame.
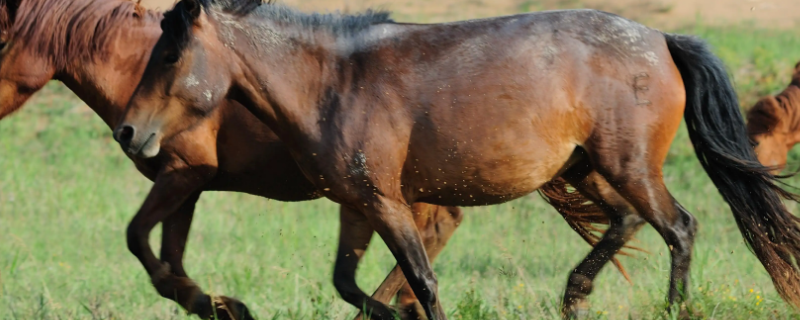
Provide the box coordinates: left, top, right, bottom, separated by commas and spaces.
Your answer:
0, 0, 616, 319
0, 0, 459, 318
747, 61, 800, 171
115, 0, 800, 318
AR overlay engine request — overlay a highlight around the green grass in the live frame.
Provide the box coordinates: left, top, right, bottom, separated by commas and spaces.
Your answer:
3, 23, 800, 320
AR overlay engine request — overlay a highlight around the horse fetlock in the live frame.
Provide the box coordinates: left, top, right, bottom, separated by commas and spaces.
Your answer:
566, 273, 594, 295
150, 263, 203, 310
413, 281, 439, 307
562, 275, 592, 319
332, 275, 362, 304
150, 262, 172, 285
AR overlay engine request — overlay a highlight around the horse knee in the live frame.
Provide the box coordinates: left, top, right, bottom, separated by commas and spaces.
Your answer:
126, 222, 146, 256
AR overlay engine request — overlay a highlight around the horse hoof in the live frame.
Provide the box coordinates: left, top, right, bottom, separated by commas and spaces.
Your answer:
675, 303, 700, 320
561, 298, 590, 320
212, 296, 256, 320
562, 308, 589, 320
194, 295, 255, 320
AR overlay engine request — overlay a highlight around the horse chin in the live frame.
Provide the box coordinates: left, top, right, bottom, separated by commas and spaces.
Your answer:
139, 138, 161, 159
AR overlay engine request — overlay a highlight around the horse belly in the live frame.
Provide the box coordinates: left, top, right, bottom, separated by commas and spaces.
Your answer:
409, 130, 578, 206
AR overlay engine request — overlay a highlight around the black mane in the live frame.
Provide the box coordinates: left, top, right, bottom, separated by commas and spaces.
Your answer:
162, 0, 394, 50
249, 4, 393, 35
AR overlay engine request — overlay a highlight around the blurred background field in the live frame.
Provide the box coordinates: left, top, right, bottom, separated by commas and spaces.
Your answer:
3, 0, 800, 319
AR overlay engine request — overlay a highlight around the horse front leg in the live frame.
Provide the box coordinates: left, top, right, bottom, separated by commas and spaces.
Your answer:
365, 197, 447, 320
126, 169, 202, 309
155, 190, 255, 320
353, 205, 462, 320
333, 206, 397, 319
126, 167, 253, 320
147, 190, 207, 315
158, 191, 200, 279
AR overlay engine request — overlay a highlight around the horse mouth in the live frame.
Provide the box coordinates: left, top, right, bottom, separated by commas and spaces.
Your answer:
128, 132, 157, 158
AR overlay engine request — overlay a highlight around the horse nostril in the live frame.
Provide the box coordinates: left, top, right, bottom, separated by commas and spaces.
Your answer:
116, 125, 135, 144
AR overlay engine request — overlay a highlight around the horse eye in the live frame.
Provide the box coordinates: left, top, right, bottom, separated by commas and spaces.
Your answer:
164, 53, 180, 64
0, 42, 6, 51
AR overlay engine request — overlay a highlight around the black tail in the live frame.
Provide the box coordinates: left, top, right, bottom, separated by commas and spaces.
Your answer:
665, 33, 800, 307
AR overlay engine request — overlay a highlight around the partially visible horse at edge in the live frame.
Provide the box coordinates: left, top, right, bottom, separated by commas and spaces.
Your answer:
748, 61, 800, 172
0, 0, 621, 319
115, 0, 800, 318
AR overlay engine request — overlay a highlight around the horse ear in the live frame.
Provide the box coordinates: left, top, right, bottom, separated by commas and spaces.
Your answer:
794, 61, 800, 73
132, 0, 146, 18
183, 0, 202, 20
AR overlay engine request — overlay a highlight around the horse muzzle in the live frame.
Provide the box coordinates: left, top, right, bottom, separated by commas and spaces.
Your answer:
114, 124, 161, 158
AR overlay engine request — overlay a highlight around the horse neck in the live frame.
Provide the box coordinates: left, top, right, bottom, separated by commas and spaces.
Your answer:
56, 16, 162, 129
228, 27, 342, 141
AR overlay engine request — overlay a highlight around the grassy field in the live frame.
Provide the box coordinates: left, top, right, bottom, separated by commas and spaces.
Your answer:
3, 10, 800, 320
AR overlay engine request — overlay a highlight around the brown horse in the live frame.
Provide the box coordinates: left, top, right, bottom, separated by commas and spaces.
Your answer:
0, 0, 615, 319
0, 0, 459, 318
115, 0, 800, 319
747, 61, 800, 171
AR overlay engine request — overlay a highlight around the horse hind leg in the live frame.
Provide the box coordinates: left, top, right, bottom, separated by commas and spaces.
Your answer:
558, 159, 645, 319
613, 173, 696, 316
588, 144, 698, 317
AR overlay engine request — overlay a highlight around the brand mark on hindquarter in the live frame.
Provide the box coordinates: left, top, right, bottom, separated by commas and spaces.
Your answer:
633, 72, 651, 106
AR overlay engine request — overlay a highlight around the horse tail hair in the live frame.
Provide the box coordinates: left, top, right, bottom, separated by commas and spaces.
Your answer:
538, 178, 643, 283
665, 32, 800, 307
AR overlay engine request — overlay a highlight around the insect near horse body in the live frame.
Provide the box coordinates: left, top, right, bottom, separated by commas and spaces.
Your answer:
116, 0, 800, 319
0, 0, 618, 319
747, 61, 800, 171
